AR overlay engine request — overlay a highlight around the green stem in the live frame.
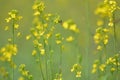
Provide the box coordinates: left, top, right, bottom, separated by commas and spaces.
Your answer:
48, 45, 53, 80
103, 44, 107, 61
84, 0, 91, 79
59, 45, 62, 74
113, 14, 119, 80
38, 51, 45, 80
49, 46, 54, 80
45, 54, 48, 80
12, 20, 15, 80
43, 39, 48, 80
113, 14, 117, 54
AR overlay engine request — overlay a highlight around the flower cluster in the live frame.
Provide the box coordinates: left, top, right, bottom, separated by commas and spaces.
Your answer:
0, 10, 22, 69
5, 10, 22, 38
71, 63, 82, 78
92, 54, 120, 74
32, 1, 45, 16
0, 44, 17, 62
54, 73, 62, 80
27, 0, 63, 57
94, 0, 120, 51
5, 10, 22, 23
26, 0, 80, 79
18, 64, 33, 80
95, 0, 119, 24
55, 33, 64, 45
94, 27, 109, 50
0, 44, 17, 68
62, 20, 79, 33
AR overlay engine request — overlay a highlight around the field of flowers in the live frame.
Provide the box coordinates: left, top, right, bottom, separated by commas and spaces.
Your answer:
0, 0, 120, 80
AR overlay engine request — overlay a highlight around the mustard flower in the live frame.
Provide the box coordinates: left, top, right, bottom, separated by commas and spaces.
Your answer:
97, 45, 102, 51
92, 54, 120, 74
99, 64, 106, 71
91, 60, 99, 74
55, 33, 64, 45
0, 44, 17, 62
97, 20, 104, 26
62, 20, 79, 33
19, 64, 33, 80
17, 32, 21, 37
94, 27, 110, 50
26, 35, 32, 40
54, 73, 62, 80
32, 50, 37, 56
71, 63, 82, 78
76, 71, 81, 77
62, 21, 69, 29
32, 1, 45, 16
66, 36, 74, 42
5, 10, 22, 23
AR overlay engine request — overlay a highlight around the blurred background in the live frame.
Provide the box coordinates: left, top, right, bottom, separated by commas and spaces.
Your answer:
0, 0, 120, 80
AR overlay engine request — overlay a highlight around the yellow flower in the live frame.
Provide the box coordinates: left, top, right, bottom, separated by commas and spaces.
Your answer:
45, 33, 52, 39
108, 22, 114, 27
70, 68, 74, 72
97, 45, 102, 50
22, 71, 29, 76
14, 24, 19, 29
99, 64, 106, 71
17, 32, 21, 37
111, 67, 116, 72
66, 36, 74, 42
5, 10, 22, 23
11, 14, 16, 18
55, 33, 61, 38
94, 33, 100, 40
40, 49, 45, 55
0, 44, 18, 62
0, 47, 6, 53
54, 15, 60, 23
18, 16, 23, 20
93, 64, 97, 68
95, 4, 109, 17
56, 40, 62, 44
103, 39, 108, 44
54, 73, 62, 80
62, 22, 69, 29
103, 28, 109, 32
71, 63, 82, 77
92, 69, 97, 74
91, 63, 97, 73
97, 20, 104, 26
76, 71, 81, 77
94, 33, 100, 44
32, 4, 38, 10
26, 35, 31, 40
32, 1, 45, 16
34, 11, 40, 16
69, 24, 79, 32
5, 17, 11, 23
32, 50, 37, 56
4, 52, 12, 61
